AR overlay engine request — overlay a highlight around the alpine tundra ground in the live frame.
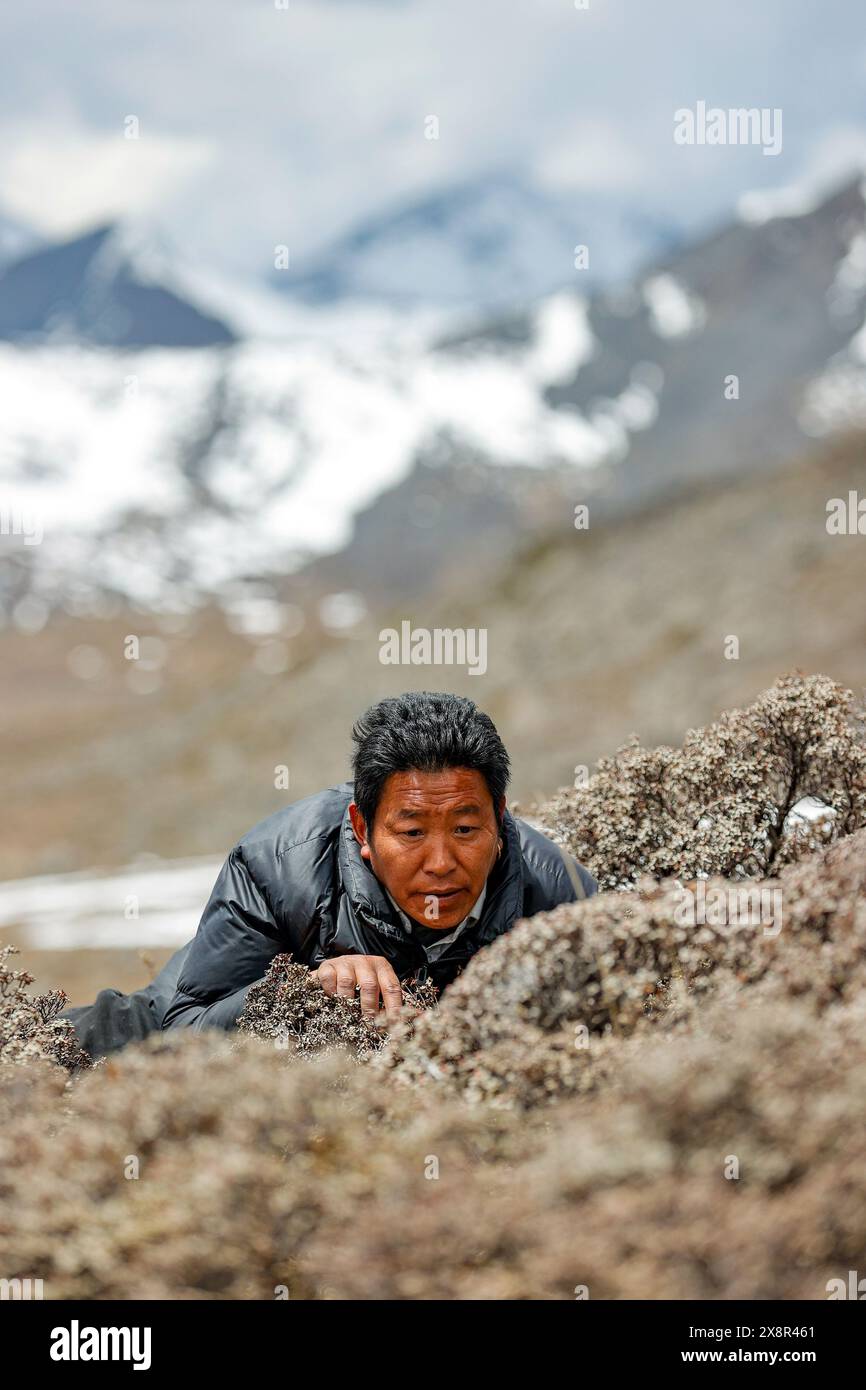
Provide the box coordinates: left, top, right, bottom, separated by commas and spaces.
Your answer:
2, 674, 865, 1300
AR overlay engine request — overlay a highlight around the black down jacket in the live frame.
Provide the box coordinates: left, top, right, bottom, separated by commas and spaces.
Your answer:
62, 782, 597, 1057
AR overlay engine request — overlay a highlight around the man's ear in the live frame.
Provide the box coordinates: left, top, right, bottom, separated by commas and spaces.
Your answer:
348, 801, 372, 861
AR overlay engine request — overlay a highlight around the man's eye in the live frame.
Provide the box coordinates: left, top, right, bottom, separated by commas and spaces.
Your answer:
455, 825, 478, 835
401, 828, 423, 838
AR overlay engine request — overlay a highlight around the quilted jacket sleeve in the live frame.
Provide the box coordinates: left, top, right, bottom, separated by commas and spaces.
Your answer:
161, 845, 285, 1033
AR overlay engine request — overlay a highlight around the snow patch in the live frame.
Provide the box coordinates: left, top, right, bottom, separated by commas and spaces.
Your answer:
0, 857, 222, 949
642, 274, 706, 339
737, 184, 823, 226
523, 292, 595, 386
0, 328, 619, 609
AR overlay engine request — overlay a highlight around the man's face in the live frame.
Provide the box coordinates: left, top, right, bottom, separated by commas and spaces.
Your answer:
349, 767, 504, 931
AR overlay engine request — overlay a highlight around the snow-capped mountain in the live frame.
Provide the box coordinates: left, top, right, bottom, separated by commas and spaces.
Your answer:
0, 223, 235, 348
442, 171, 866, 515
276, 173, 682, 312
0, 290, 599, 611
3, 174, 866, 619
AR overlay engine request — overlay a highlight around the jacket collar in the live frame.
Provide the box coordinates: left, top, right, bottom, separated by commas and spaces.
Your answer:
338, 800, 407, 942
475, 808, 524, 942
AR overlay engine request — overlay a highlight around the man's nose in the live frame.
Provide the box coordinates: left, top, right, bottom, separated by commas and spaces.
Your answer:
421, 835, 458, 875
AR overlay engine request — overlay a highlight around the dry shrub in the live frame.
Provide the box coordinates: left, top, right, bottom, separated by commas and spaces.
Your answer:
3, 976, 864, 1299
379, 826, 866, 1107
538, 673, 866, 889
0, 1028, 525, 1299
303, 992, 866, 1300
236, 953, 437, 1060
0, 944, 91, 1074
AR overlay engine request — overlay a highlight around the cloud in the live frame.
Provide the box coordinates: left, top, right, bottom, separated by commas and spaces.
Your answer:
535, 119, 645, 194
0, 120, 216, 236
0, 0, 864, 280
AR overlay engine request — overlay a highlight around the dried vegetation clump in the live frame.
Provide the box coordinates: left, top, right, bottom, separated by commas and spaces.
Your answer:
236, 953, 437, 1060
539, 673, 866, 889
2, 675, 866, 1298
305, 991, 866, 1299
3, 965, 865, 1299
0, 944, 92, 1075
237, 954, 386, 1059
0, 1028, 524, 1299
381, 826, 866, 1106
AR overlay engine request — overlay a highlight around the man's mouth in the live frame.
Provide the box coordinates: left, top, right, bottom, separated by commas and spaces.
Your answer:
418, 887, 464, 901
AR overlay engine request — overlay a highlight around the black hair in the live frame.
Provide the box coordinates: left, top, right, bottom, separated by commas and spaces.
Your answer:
350, 691, 510, 830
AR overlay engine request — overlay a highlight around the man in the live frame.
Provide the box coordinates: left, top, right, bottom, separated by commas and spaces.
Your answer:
64, 692, 596, 1056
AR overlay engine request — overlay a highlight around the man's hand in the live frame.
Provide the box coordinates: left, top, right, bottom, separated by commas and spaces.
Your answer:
313, 954, 404, 1023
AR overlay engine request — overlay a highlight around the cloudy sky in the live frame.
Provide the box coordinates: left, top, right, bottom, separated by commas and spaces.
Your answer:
2, 0, 865, 281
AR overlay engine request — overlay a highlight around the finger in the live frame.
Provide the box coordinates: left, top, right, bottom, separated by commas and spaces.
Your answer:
317, 962, 337, 995
333, 964, 358, 1000
376, 963, 405, 1023
355, 966, 381, 1018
